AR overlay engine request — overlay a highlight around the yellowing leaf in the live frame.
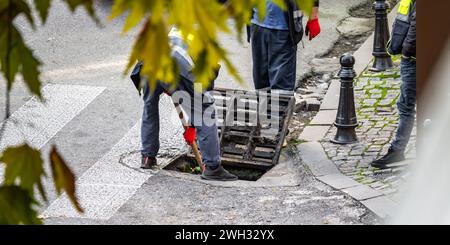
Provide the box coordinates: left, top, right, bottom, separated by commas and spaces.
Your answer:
112, 0, 314, 90
121, 1, 146, 34
295, 0, 314, 16
49, 146, 83, 213
62, 0, 100, 25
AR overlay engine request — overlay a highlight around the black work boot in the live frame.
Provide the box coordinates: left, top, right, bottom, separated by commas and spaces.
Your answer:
141, 155, 157, 169
201, 165, 238, 181
371, 148, 405, 169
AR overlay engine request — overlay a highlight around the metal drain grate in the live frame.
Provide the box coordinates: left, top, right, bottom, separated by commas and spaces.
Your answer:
200, 88, 295, 170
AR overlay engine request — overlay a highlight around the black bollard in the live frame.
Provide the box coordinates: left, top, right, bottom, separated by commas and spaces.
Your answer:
332, 54, 359, 145
370, 0, 393, 72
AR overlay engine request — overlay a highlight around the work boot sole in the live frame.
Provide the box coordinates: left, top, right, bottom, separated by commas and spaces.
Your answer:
370, 162, 389, 169
141, 164, 158, 170
371, 155, 406, 169
201, 175, 238, 182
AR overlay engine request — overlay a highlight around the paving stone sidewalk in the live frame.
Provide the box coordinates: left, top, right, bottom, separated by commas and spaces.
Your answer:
320, 60, 416, 202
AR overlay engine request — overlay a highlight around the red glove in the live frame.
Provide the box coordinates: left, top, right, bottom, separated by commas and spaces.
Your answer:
183, 126, 196, 145
305, 19, 321, 41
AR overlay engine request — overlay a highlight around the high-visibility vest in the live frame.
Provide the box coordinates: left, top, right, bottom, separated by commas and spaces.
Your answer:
396, 0, 414, 22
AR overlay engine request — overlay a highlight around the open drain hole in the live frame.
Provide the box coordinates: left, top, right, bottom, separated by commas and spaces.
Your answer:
163, 155, 270, 181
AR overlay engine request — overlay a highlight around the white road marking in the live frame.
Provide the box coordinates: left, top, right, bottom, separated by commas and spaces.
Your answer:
41, 95, 187, 220
41, 122, 146, 220
0, 84, 106, 149
0, 84, 106, 180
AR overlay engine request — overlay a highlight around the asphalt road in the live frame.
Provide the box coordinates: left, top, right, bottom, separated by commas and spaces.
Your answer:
0, 0, 376, 225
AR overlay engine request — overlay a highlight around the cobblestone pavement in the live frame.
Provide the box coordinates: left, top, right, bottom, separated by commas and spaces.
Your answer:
321, 60, 416, 200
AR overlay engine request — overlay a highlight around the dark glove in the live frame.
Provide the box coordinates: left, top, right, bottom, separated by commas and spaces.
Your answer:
206, 64, 221, 91
305, 19, 321, 41
183, 126, 197, 145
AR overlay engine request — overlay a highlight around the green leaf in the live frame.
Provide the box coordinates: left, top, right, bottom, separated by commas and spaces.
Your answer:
0, 186, 42, 225
0, 144, 47, 203
2, 0, 37, 29
0, 24, 42, 97
62, 0, 100, 25
17, 35, 43, 97
34, 0, 52, 23
194, 166, 201, 174
49, 146, 84, 213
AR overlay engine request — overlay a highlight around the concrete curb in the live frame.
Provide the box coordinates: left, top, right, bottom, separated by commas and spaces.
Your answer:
296, 4, 400, 220
297, 142, 398, 219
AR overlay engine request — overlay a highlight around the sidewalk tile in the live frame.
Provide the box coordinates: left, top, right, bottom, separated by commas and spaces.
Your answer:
317, 174, 361, 190
361, 196, 398, 219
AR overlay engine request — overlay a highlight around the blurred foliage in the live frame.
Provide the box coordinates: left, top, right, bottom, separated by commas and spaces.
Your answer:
0, 0, 314, 224
110, 0, 314, 90
0, 0, 96, 225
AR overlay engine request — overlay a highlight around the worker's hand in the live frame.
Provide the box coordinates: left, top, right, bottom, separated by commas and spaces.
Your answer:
305, 19, 321, 41
305, 7, 321, 41
183, 126, 197, 145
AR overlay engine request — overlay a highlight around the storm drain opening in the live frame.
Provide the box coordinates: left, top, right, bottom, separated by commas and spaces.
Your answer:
163, 154, 268, 181
164, 88, 295, 182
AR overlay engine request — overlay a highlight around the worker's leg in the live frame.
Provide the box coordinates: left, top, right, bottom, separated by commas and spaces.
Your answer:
175, 77, 221, 168
194, 93, 221, 169
268, 29, 297, 92
175, 76, 237, 181
372, 58, 416, 168
141, 82, 164, 158
391, 58, 417, 152
251, 25, 271, 90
